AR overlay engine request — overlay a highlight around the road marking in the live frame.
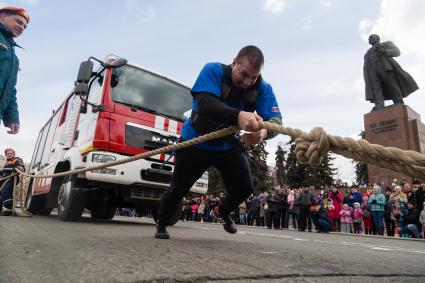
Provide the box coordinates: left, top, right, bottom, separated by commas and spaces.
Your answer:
372, 247, 393, 251
293, 238, 310, 241
261, 251, 279, 254
180, 223, 425, 256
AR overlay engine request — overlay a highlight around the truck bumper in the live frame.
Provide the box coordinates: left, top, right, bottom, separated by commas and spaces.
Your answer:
84, 151, 172, 188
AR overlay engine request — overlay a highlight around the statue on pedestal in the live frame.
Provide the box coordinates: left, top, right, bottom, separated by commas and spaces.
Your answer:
363, 34, 419, 112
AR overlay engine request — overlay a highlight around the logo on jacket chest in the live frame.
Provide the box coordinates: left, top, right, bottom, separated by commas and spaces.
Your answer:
0, 43, 9, 50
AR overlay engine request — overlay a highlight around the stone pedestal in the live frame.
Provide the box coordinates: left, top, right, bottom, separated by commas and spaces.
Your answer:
364, 104, 425, 187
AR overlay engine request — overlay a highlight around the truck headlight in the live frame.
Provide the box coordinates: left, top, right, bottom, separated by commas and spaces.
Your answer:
93, 168, 117, 175
92, 154, 116, 163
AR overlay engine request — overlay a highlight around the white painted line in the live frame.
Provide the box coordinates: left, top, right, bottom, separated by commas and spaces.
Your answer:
275, 235, 294, 239
182, 224, 425, 256
261, 251, 279, 254
372, 247, 393, 251
293, 238, 310, 241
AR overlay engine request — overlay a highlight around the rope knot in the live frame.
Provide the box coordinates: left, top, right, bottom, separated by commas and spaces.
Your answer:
294, 127, 330, 166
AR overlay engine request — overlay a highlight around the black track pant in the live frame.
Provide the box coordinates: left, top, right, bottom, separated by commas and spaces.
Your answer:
158, 145, 253, 226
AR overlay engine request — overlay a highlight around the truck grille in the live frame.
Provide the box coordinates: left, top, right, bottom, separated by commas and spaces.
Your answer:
126, 124, 179, 150
131, 188, 163, 200
141, 168, 172, 183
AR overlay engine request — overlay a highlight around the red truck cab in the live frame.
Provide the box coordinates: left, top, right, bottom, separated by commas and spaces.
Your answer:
26, 56, 208, 222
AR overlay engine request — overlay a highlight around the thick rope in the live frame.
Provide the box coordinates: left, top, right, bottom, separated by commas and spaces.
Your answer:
12, 122, 425, 179
257, 122, 425, 179
4, 121, 425, 217
15, 126, 240, 178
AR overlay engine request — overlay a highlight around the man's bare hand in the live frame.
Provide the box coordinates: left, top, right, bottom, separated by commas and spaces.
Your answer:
241, 129, 267, 145
238, 111, 262, 132
7, 123, 20, 134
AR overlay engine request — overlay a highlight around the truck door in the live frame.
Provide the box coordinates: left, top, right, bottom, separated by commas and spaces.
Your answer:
75, 70, 106, 153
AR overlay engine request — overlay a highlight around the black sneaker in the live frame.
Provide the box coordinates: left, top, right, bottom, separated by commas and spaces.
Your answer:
155, 225, 170, 239
212, 206, 237, 234
223, 219, 237, 234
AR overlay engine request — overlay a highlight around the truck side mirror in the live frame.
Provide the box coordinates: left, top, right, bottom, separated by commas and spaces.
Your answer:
75, 60, 94, 96
77, 60, 94, 83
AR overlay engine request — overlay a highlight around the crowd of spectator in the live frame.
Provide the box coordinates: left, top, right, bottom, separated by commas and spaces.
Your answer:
179, 181, 425, 239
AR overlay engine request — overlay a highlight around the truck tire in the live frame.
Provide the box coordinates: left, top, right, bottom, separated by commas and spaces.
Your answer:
90, 205, 116, 220
25, 179, 52, 216
57, 175, 86, 221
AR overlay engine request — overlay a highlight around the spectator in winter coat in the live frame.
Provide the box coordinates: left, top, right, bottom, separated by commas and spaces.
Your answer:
266, 191, 280, 229
298, 187, 314, 232
362, 194, 373, 235
390, 185, 407, 236
339, 204, 353, 233
400, 202, 420, 238
289, 190, 300, 229
311, 201, 331, 233
247, 195, 260, 226
197, 201, 205, 223
384, 187, 395, 236
342, 188, 351, 205
238, 201, 247, 225
352, 202, 363, 234
368, 185, 386, 235
277, 188, 289, 228
191, 202, 199, 221
0, 148, 25, 215
348, 187, 363, 208
327, 186, 343, 232
404, 183, 413, 200
409, 184, 424, 214
324, 199, 335, 231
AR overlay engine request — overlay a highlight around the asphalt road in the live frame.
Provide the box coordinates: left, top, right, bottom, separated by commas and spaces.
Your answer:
1, 215, 424, 283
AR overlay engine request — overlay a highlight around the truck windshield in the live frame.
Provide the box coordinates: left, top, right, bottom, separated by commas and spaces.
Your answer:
110, 65, 192, 121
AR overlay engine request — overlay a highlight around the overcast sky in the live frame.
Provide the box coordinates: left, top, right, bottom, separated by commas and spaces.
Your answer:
1, 0, 424, 183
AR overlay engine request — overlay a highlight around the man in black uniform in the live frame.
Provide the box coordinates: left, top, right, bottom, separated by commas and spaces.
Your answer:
155, 46, 282, 239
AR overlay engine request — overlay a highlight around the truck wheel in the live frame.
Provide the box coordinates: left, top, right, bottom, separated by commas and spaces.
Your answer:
25, 180, 52, 216
151, 200, 182, 226
90, 205, 116, 220
57, 175, 86, 221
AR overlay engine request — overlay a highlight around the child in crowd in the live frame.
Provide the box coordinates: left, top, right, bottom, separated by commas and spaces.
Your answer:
198, 201, 205, 223
352, 202, 363, 234
362, 195, 373, 235
323, 198, 335, 231
340, 204, 353, 233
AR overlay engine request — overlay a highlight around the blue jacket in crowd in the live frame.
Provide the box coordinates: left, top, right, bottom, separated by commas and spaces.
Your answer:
368, 192, 386, 212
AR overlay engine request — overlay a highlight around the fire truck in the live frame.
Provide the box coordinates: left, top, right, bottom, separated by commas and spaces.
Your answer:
25, 56, 208, 223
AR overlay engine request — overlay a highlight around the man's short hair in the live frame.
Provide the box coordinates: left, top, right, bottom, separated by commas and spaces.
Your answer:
236, 45, 264, 69
4, 148, 15, 154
